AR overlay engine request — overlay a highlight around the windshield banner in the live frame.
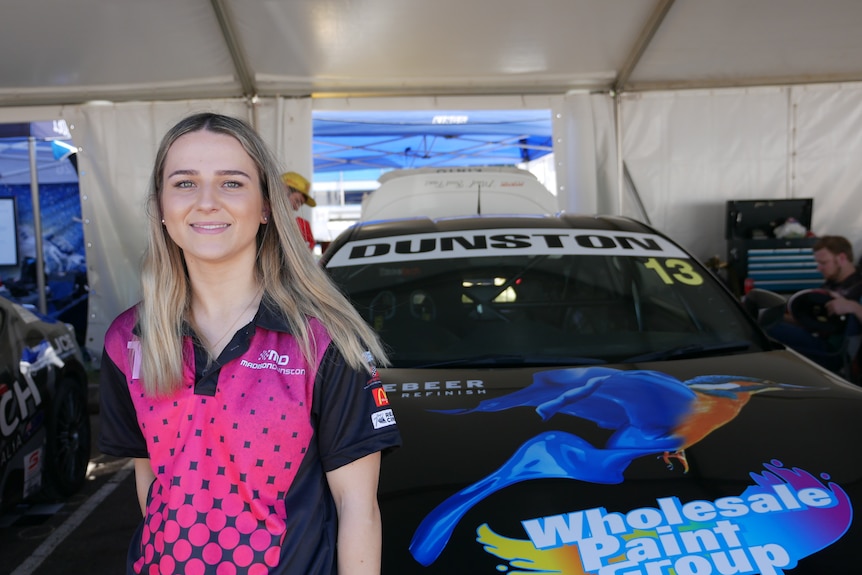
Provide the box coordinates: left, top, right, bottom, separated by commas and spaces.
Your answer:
326, 229, 689, 267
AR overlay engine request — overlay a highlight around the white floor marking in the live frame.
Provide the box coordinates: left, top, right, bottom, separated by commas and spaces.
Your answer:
10, 459, 135, 575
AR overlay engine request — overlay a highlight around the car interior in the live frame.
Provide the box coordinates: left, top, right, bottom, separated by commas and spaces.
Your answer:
337, 253, 765, 367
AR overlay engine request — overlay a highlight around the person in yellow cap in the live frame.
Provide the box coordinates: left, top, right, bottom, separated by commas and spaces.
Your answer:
282, 171, 316, 249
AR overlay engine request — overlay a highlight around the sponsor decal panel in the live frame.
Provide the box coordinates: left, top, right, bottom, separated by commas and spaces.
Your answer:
473, 461, 851, 575
407, 367, 852, 571
2, 341, 53, 438
23, 447, 43, 498
326, 229, 688, 267
384, 379, 486, 399
0, 375, 43, 438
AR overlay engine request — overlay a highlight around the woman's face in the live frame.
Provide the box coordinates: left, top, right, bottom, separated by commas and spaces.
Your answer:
160, 130, 268, 268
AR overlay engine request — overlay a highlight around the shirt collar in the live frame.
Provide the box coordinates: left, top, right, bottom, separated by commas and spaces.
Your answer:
254, 296, 293, 334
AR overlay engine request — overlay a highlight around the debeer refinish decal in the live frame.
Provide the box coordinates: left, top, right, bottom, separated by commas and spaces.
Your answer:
408, 367, 852, 573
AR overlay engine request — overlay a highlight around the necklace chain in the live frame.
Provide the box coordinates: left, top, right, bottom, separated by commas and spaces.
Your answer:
194, 287, 262, 355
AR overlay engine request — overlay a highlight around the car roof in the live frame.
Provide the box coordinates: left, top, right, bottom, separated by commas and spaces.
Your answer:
360, 167, 559, 221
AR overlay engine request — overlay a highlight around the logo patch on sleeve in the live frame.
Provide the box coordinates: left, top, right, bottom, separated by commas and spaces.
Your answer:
373, 387, 390, 407
371, 409, 396, 429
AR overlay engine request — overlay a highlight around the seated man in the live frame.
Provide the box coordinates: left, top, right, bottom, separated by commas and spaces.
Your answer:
767, 235, 862, 372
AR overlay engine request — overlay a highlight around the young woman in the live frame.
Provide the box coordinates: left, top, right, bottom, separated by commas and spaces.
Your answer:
98, 112, 400, 574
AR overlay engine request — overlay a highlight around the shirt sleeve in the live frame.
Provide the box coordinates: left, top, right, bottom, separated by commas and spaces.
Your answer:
97, 345, 149, 459
313, 344, 401, 472
296, 217, 315, 249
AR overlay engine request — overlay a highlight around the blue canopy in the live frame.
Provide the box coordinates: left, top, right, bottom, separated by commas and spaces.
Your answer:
313, 110, 552, 174
0, 122, 78, 185
2, 114, 552, 183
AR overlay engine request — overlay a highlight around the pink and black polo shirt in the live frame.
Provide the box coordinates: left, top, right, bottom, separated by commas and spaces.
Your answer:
98, 302, 401, 575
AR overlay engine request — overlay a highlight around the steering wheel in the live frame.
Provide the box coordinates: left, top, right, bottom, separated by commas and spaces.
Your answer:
787, 289, 847, 337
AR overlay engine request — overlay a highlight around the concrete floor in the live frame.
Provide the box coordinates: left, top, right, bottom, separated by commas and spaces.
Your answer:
1, 368, 141, 575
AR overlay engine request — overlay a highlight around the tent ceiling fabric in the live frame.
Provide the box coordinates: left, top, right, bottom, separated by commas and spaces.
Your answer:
3, 0, 862, 107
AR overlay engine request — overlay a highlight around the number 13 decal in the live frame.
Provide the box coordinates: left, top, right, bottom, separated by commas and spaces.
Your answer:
643, 258, 704, 286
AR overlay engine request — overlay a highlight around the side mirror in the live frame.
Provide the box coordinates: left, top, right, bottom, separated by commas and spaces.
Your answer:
742, 288, 787, 330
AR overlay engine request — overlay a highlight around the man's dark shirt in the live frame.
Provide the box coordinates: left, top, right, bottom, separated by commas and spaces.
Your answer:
824, 268, 862, 302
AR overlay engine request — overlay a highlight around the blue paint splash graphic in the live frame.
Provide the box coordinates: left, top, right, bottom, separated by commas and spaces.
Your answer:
409, 367, 841, 567
736, 460, 853, 559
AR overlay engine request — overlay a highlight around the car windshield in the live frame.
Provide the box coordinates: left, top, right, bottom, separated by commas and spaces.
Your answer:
325, 231, 770, 368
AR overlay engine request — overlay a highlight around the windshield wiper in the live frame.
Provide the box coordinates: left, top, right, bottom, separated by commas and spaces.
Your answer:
409, 354, 607, 369
622, 340, 752, 363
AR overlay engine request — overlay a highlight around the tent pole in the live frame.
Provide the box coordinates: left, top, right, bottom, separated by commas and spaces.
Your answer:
614, 92, 624, 216
28, 137, 48, 315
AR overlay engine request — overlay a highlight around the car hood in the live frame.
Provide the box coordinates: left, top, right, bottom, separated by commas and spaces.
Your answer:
377, 349, 862, 574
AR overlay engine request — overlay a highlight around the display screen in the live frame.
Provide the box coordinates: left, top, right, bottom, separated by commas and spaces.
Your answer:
0, 197, 18, 266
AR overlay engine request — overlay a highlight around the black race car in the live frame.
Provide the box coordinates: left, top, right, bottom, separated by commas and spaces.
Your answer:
0, 294, 91, 509
321, 213, 862, 575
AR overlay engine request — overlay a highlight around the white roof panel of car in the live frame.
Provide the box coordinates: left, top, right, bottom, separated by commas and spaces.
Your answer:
360, 167, 559, 222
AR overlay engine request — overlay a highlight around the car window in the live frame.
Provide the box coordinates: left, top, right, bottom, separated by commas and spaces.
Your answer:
326, 231, 768, 367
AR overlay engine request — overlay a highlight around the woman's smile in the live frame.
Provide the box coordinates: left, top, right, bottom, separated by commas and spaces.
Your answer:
190, 221, 231, 232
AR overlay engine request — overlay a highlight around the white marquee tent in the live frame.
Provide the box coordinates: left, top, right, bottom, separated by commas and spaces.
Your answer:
2, 0, 862, 354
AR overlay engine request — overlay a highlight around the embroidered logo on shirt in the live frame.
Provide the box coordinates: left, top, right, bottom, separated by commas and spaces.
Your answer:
240, 349, 306, 375
373, 387, 390, 407
363, 350, 382, 388
371, 408, 396, 429
365, 370, 382, 389
259, 349, 289, 364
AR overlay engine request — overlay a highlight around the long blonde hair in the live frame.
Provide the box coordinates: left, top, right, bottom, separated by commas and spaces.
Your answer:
139, 112, 387, 396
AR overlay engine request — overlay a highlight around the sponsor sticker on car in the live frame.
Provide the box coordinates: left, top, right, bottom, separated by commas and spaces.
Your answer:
325, 229, 689, 267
